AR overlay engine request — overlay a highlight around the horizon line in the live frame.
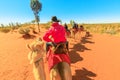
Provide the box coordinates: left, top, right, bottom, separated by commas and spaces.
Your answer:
0, 21, 120, 26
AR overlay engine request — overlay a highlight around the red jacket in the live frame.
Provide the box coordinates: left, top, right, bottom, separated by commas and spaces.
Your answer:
43, 22, 66, 43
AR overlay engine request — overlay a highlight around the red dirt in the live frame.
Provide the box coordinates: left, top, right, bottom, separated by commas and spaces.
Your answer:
0, 28, 120, 80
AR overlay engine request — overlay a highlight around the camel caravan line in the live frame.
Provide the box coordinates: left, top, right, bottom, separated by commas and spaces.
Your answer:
64, 23, 91, 40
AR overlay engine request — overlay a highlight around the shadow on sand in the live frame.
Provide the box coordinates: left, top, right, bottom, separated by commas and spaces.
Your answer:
80, 36, 95, 44
69, 35, 94, 63
20, 34, 36, 39
72, 67, 97, 80
69, 42, 91, 63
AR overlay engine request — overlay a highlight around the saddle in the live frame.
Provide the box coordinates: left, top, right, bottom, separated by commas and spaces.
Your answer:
53, 42, 68, 54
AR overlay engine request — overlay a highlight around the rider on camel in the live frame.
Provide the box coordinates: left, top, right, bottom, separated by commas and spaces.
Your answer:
43, 16, 70, 71
43, 16, 69, 53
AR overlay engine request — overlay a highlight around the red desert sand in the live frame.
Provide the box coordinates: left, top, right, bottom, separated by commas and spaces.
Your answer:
0, 28, 120, 80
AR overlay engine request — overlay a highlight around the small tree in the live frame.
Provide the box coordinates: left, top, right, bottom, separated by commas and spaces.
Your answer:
30, 0, 42, 32
1, 24, 4, 28
70, 20, 75, 27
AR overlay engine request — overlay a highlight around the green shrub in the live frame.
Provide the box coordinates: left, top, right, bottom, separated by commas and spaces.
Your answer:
0, 28, 11, 33
105, 30, 117, 35
18, 27, 30, 35
44, 26, 50, 29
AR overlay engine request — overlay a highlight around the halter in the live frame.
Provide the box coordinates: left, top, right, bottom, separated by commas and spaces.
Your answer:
32, 49, 45, 63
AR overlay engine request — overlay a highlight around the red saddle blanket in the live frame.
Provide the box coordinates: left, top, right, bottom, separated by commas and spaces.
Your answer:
47, 50, 71, 71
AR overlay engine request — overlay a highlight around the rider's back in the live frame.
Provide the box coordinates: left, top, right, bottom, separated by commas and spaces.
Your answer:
43, 22, 66, 44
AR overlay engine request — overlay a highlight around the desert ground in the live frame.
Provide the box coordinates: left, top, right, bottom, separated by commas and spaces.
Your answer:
0, 27, 120, 80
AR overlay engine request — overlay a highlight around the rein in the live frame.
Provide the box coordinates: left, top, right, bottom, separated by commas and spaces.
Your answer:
35, 57, 43, 63
32, 49, 45, 63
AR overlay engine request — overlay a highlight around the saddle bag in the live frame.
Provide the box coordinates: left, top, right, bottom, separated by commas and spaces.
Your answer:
53, 42, 68, 54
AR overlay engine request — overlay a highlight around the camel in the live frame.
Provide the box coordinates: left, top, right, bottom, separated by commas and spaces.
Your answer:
46, 42, 72, 80
27, 37, 46, 80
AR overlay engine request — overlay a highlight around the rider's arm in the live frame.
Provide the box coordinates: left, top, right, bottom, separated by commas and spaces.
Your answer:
43, 28, 53, 42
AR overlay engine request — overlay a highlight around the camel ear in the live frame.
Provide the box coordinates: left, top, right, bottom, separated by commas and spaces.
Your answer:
27, 44, 31, 50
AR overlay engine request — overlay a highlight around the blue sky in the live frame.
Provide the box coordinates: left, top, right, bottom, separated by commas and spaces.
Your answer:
0, 0, 120, 25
